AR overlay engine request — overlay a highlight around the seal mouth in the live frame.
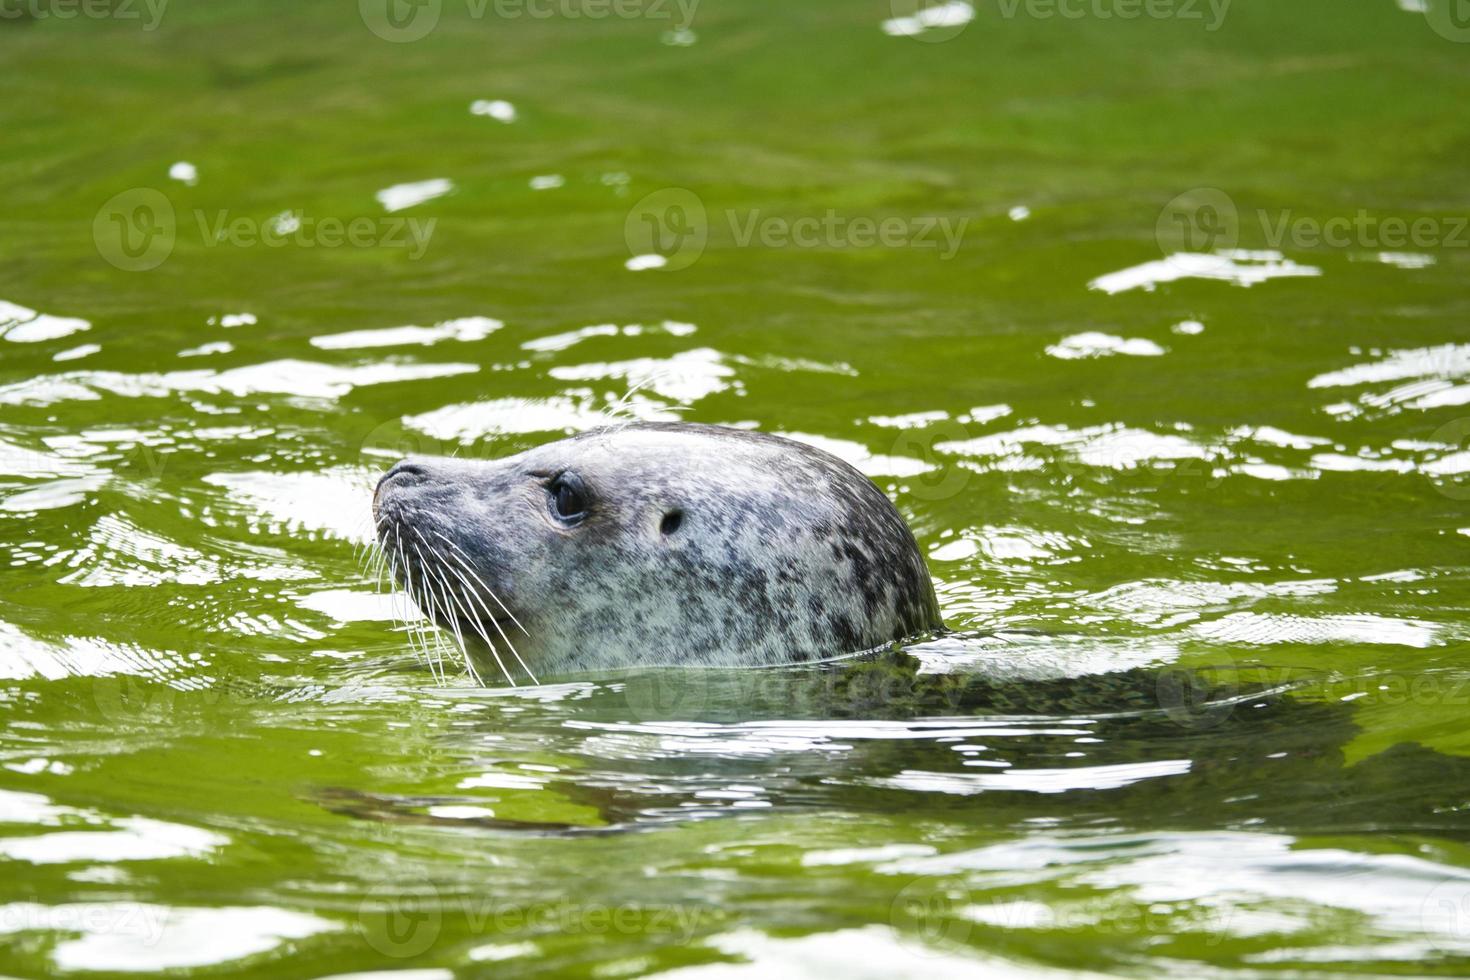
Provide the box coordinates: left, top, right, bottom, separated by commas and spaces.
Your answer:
373, 482, 536, 687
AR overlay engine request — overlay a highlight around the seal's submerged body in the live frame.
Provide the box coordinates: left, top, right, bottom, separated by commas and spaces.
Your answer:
373, 423, 942, 682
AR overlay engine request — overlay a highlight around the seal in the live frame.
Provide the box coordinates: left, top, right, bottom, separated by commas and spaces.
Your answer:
372, 422, 943, 683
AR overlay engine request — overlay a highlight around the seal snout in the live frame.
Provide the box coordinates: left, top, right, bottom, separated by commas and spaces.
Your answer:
377, 460, 430, 494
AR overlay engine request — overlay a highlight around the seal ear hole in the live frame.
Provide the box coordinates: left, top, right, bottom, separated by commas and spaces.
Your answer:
660, 510, 684, 536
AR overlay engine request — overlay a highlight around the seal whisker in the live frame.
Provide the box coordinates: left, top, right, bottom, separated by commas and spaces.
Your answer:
437, 549, 538, 686
413, 534, 495, 687
415, 546, 456, 682
429, 531, 540, 683
413, 540, 466, 654
395, 525, 443, 683
431, 530, 531, 638
430, 555, 509, 688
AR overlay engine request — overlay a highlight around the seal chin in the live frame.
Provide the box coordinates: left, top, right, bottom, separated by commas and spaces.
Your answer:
372, 423, 944, 684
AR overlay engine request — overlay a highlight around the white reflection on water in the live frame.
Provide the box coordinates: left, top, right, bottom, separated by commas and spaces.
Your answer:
549, 348, 735, 401
1079, 832, 1470, 950
179, 341, 233, 357
1311, 343, 1470, 388
0, 298, 91, 344
1089, 250, 1321, 294
1045, 332, 1165, 360
8, 904, 335, 972
0, 816, 225, 864
310, 316, 502, 350
203, 466, 376, 543
53, 343, 101, 362
936, 422, 1212, 471
522, 320, 697, 353
295, 588, 403, 623
874, 758, 1192, 795
0, 621, 198, 682
778, 431, 933, 479
1373, 251, 1435, 268
881, 1, 975, 38
1189, 612, 1438, 647
650, 924, 1084, 980
470, 98, 516, 122
376, 178, 453, 212
0, 471, 105, 510
625, 253, 668, 271
0, 359, 478, 407
405, 390, 680, 441
1312, 343, 1470, 418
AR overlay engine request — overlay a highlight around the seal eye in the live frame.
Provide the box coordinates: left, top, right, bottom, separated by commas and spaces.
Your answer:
549, 473, 588, 523
661, 510, 683, 535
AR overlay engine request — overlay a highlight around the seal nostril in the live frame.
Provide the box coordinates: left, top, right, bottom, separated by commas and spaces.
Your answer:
660, 509, 683, 536
378, 461, 428, 492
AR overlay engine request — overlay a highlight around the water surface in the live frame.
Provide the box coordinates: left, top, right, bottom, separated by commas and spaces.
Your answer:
3, 1, 1470, 976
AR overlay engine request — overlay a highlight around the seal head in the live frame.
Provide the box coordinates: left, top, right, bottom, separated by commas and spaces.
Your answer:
373, 422, 942, 680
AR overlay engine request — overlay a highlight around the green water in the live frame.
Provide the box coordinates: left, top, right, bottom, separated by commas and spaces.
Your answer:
4, 0, 1470, 975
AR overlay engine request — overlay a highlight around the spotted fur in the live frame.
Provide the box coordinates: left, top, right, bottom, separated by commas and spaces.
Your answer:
373, 422, 943, 679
